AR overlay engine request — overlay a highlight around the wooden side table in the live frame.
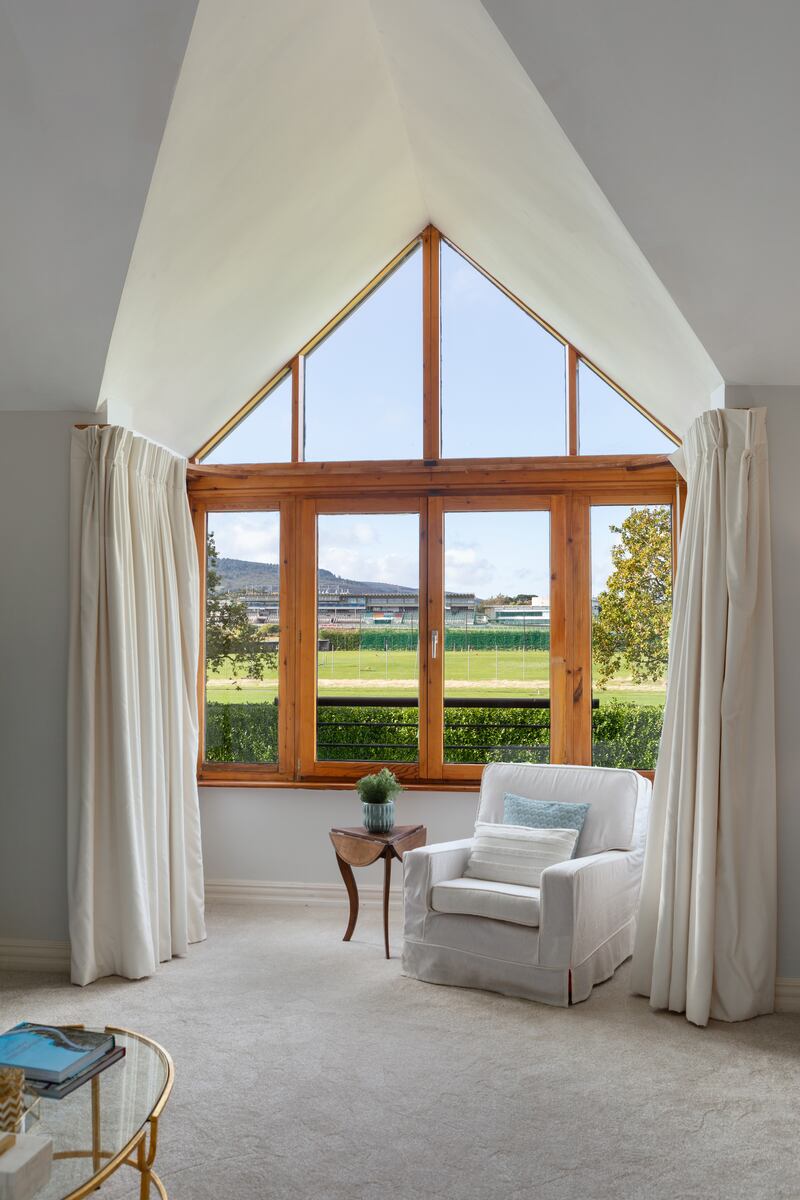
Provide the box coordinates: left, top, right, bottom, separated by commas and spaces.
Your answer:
329, 824, 427, 959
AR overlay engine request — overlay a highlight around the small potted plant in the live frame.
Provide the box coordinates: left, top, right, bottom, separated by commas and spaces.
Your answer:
356, 768, 403, 834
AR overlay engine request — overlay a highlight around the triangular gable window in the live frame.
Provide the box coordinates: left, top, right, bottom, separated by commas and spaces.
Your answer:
203, 371, 292, 464
440, 241, 566, 457
578, 361, 676, 455
196, 227, 677, 462
304, 243, 422, 462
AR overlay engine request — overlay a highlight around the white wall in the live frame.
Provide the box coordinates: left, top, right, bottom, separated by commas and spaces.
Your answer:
200, 787, 478, 890
725, 387, 800, 978
0, 411, 94, 941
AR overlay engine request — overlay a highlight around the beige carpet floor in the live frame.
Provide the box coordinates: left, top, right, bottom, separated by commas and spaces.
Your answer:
2, 902, 799, 1200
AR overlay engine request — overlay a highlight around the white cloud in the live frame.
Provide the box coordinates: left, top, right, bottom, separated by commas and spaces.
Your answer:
352, 521, 376, 545
445, 543, 495, 592
319, 543, 418, 588
445, 547, 478, 568
210, 513, 280, 563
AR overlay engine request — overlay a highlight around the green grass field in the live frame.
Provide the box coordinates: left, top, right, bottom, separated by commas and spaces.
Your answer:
206, 647, 666, 708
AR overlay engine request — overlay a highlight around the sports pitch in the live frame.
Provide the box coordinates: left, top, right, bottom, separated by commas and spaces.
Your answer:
206, 647, 666, 708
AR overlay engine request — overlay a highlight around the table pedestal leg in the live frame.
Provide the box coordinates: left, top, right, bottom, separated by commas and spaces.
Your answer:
335, 852, 359, 941
383, 853, 392, 960
91, 1075, 101, 1173
137, 1133, 150, 1199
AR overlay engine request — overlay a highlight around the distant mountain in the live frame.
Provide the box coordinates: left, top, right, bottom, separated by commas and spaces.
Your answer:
216, 557, 416, 595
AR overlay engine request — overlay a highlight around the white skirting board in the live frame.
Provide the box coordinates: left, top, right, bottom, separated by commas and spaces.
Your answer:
775, 978, 800, 1013
0, 938, 71, 973
203, 878, 403, 908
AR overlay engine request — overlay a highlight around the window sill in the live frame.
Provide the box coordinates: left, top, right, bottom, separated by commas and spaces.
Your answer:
197, 769, 654, 789
197, 775, 480, 792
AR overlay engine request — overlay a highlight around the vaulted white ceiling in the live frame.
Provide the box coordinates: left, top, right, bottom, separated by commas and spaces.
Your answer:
99, 0, 720, 454
15, 0, 799, 455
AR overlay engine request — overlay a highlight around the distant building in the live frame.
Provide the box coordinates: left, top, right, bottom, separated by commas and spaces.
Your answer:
484, 597, 550, 628
239, 588, 477, 628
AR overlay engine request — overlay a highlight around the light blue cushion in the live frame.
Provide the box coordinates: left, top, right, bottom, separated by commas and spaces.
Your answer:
503, 793, 590, 857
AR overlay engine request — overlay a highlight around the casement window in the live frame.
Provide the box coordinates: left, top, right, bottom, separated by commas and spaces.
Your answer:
189, 227, 681, 787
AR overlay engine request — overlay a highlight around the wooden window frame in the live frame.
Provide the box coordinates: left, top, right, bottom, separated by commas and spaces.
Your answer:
190, 467, 681, 787
298, 495, 427, 783
430, 495, 553, 783
188, 226, 683, 789
194, 497, 297, 784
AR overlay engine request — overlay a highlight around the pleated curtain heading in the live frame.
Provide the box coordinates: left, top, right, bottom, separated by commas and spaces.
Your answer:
67, 426, 206, 986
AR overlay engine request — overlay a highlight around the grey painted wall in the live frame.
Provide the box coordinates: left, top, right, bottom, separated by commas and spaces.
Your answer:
0, 0, 197, 413
725, 387, 800, 978
0, 411, 93, 941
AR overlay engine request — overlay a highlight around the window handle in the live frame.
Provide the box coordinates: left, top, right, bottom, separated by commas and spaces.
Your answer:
431, 629, 439, 660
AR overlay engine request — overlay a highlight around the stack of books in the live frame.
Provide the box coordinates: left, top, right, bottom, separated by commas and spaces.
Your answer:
0, 1025, 125, 1100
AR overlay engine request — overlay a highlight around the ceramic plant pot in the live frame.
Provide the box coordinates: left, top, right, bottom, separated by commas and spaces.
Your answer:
362, 799, 396, 834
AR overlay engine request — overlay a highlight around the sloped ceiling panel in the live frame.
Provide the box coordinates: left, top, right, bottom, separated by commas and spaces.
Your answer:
100, 0, 427, 455
0, 0, 197, 411
372, 0, 720, 439
483, 0, 800, 389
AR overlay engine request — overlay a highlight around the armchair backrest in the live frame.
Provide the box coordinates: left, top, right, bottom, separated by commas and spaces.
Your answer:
476, 762, 651, 856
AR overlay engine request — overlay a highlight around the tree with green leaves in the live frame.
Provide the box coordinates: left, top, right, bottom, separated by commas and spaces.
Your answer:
206, 533, 277, 681
592, 506, 672, 688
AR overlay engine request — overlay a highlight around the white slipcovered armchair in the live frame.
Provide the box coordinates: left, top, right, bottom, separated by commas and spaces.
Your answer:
402, 763, 651, 1006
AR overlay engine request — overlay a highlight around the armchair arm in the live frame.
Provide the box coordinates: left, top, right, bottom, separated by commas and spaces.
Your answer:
402, 839, 473, 941
538, 849, 643, 969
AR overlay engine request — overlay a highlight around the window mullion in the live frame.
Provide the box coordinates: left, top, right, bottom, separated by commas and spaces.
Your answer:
567, 345, 578, 455
422, 226, 441, 461
291, 354, 305, 463
296, 498, 318, 776
425, 496, 444, 779
278, 498, 297, 777
549, 495, 568, 763
192, 501, 207, 775
568, 493, 593, 764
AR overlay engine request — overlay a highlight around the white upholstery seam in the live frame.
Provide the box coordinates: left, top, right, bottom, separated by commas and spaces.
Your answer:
571, 917, 634, 969
403, 936, 561, 972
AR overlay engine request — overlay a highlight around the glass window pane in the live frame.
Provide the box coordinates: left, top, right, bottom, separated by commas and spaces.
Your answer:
205, 511, 281, 764
579, 362, 676, 455
443, 510, 551, 764
441, 243, 566, 458
591, 505, 672, 767
304, 247, 422, 462
316, 514, 419, 763
202, 374, 292, 464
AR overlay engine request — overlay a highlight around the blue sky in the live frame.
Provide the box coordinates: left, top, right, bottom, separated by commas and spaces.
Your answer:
206, 239, 675, 598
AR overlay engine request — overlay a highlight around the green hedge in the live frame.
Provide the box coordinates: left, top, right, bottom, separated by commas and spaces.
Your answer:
323, 627, 550, 652
591, 700, 664, 770
317, 705, 418, 763
206, 702, 279, 763
206, 698, 663, 769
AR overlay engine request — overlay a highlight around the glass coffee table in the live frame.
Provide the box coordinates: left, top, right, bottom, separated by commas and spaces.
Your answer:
19, 1026, 173, 1199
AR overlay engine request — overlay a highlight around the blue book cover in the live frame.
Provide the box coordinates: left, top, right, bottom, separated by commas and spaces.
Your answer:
0, 1024, 115, 1083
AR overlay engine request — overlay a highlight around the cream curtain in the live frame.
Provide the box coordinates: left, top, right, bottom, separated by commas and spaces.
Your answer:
67, 426, 206, 986
631, 408, 776, 1025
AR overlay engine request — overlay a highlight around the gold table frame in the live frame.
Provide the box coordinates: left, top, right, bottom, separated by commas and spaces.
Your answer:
40, 1026, 174, 1200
